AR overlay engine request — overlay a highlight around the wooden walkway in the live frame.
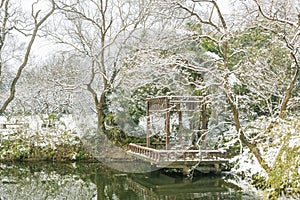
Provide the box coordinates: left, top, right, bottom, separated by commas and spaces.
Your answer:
127, 143, 230, 173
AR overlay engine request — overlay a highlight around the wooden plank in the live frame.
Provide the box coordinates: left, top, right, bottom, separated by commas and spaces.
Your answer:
0, 123, 28, 129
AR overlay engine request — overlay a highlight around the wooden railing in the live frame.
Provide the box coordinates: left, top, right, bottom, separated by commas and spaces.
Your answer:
0, 122, 28, 129
128, 143, 227, 162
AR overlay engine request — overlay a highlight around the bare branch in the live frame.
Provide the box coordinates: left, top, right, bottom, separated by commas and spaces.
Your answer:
0, 0, 56, 114
253, 0, 297, 27
176, 2, 220, 32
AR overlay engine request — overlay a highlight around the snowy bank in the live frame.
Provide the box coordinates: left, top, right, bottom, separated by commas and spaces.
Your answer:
228, 116, 300, 199
0, 115, 90, 161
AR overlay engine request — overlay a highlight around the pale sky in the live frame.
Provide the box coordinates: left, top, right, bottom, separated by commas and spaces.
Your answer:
217, 0, 231, 14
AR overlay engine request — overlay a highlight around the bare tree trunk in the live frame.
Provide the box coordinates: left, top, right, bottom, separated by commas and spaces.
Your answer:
98, 92, 107, 132
223, 42, 271, 173
224, 77, 271, 172
0, 0, 10, 87
279, 55, 300, 118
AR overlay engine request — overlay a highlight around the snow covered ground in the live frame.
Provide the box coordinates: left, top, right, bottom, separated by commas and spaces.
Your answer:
227, 116, 300, 199
0, 114, 87, 161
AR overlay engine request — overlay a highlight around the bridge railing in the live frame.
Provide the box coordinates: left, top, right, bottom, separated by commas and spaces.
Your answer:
128, 143, 227, 162
0, 122, 29, 129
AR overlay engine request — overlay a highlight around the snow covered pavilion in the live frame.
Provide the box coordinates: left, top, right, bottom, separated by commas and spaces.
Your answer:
128, 96, 230, 173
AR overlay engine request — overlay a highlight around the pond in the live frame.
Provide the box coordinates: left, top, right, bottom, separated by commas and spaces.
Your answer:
0, 161, 262, 200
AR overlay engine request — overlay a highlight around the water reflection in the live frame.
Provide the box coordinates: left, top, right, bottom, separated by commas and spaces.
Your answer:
0, 162, 261, 200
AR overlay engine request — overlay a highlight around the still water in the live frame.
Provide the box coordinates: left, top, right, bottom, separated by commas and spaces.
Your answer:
0, 161, 261, 200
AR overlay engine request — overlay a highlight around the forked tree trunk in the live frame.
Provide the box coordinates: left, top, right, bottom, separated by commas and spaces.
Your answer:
222, 41, 271, 174
224, 78, 271, 173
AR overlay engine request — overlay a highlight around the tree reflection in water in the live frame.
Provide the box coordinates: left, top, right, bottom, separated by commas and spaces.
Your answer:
0, 162, 261, 200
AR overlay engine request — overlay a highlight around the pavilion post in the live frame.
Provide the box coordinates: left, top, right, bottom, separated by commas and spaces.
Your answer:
165, 97, 170, 150
178, 110, 182, 144
201, 102, 207, 149
146, 100, 150, 148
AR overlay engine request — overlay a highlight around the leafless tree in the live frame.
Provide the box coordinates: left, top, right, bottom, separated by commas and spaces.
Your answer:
13, 53, 84, 114
250, 0, 300, 119
49, 0, 151, 133
0, 0, 55, 114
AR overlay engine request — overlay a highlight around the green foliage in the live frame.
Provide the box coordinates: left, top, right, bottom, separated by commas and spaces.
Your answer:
130, 84, 157, 123
267, 136, 300, 199
230, 26, 291, 73
104, 112, 129, 145
127, 83, 173, 125
227, 26, 293, 117
75, 150, 86, 160
106, 126, 127, 145
0, 129, 89, 161
185, 21, 218, 55
251, 173, 267, 190
48, 113, 60, 121
201, 38, 219, 55
103, 112, 146, 146
186, 22, 202, 33
123, 136, 145, 145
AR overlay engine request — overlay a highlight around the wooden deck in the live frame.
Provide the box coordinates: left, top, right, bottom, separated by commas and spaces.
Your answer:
127, 96, 230, 173
127, 143, 230, 173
